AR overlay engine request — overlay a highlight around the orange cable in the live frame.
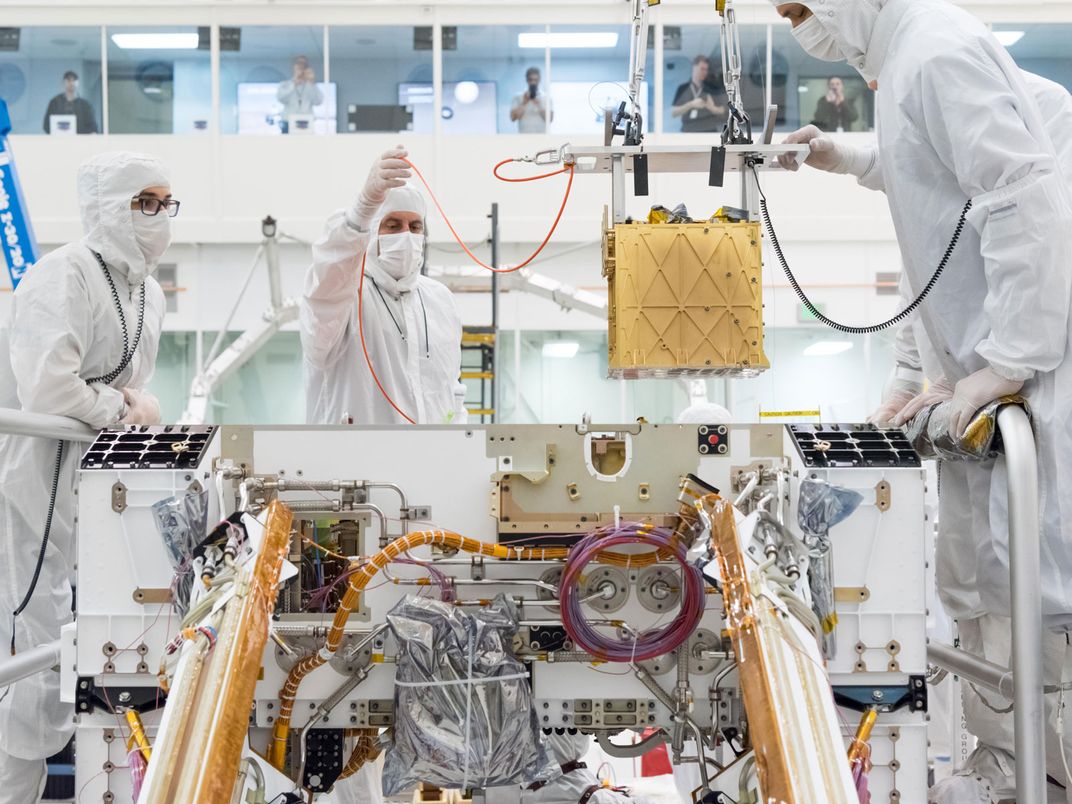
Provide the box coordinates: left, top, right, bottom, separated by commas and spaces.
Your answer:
357, 251, 417, 425
404, 157, 575, 274
359, 157, 575, 423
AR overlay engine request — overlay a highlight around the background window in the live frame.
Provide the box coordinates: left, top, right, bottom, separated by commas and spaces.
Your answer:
662, 25, 771, 136
443, 25, 548, 135
0, 27, 102, 135
329, 26, 432, 134
998, 24, 1072, 94
771, 24, 873, 133
545, 25, 654, 137
106, 26, 211, 134
220, 26, 330, 136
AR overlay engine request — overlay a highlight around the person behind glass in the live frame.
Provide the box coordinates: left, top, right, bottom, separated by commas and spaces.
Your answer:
42, 70, 98, 134
671, 55, 727, 133
277, 55, 324, 134
810, 76, 858, 133
510, 67, 552, 134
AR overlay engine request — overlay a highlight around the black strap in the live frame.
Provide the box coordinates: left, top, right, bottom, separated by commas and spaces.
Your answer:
527, 760, 588, 791
368, 277, 406, 340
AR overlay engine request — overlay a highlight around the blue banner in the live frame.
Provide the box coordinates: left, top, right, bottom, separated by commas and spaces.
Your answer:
0, 99, 39, 289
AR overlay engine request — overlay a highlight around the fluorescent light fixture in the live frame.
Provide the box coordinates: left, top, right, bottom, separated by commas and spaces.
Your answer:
518, 32, 619, 49
111, 33, 199, 50
994, 30, 1025, 47
803, 341, 854, 357
543, 341, 580, 359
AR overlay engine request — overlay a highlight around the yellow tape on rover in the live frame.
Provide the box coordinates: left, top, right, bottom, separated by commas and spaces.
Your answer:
759, 410, 822, 419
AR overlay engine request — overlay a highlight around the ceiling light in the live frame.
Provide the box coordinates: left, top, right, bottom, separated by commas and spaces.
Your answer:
518, 32, 619, 49
111, 33, 199, 50
542, 341, 580, 358
803, 341, 854, 357
994, 30, 1025, 47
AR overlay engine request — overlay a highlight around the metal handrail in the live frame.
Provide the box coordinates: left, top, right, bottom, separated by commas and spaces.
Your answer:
0, 408, 97, 442
0, 640, 61, 687
926, 406, 1044, 800
998, 405, 1045, 801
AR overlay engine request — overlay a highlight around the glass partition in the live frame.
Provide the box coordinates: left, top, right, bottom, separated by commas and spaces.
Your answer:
770, 23, 874, 133
220, 26, 329, 135
442, 25, 549, 135
329, 26, 432, 134
545, 25, 654, 137
0, 26, 102, 135
107, 26, 211, 134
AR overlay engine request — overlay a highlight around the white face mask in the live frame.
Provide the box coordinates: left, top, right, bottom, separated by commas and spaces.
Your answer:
377, 232, 424, 281
792, 16, 846, 62
131, 210, 172, 267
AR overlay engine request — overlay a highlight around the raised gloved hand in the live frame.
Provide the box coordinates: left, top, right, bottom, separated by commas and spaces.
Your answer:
946, 367, 1024, 440
891, 377, 955, 428
120, 387, 161, 426
867, 364, 924, 427
351, 146, 412, 229
778, 124, 875, 177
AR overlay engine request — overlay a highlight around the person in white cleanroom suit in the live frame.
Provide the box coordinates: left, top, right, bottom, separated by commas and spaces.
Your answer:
0, 151, 169, 802
772, 1, 1072, 801
301, 147, 467, 425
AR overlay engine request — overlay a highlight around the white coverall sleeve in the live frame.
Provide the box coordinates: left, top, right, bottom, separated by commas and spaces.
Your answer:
920, 51, 1072, 382
856, 144, 886, 193
300, 209, 371, 371
276, 80, 294, 104
9, 265, 125, 428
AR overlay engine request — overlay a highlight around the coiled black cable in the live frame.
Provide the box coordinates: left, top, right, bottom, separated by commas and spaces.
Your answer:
751, 164, 972, 335
89, 251, 146, 386
10, 440, 64, 654
10, 252, 146, 654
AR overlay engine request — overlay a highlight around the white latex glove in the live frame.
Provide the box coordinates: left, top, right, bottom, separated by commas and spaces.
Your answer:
351, 146, 412, 229
778, 124, 874, 177
891, 377, 955, 428
867, 364, 924, 427
947, 367, 1024, 440
120, 387, 162, 426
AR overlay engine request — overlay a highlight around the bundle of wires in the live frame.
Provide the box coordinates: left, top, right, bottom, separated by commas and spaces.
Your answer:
558, 524, 705, 662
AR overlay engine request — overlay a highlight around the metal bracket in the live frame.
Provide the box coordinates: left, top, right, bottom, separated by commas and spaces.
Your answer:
76, 676, 164, 715
132, 588, 172, 605
834, 586, 871, 604
401, 505, 432, 522
875, 480, 891, 512
833, 676, 927, 714
111, 481, 127, 514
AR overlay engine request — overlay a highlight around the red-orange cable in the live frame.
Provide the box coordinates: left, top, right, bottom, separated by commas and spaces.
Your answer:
403, 157, 574, 274
359, 156, 574, 424
357, 251, 416, 425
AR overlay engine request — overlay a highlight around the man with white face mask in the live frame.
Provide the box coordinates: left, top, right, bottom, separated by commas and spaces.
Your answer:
0, 151, 170, 802
302, 146, 467, 425
771, 2, 1072, 802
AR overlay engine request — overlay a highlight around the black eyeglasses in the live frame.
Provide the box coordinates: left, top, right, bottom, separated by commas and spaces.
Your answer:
133, 197, 181, 218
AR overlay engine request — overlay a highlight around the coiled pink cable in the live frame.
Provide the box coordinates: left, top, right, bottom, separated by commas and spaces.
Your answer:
558, 524, 705, 662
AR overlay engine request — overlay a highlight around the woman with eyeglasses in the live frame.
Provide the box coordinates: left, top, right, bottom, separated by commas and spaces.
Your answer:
0, 151, 173, 802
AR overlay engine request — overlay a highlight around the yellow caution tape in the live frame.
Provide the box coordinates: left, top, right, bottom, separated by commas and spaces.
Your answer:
759, 410, 822, 419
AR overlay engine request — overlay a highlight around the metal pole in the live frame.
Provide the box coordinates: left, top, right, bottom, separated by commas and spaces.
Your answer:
927, 641, 1015, 700
264, 218, 283, 310
0, 640, 60, 687
611, 154, 626, 224
490, 202, 499, 424
0, 409, 97, 443
998, 405, 1045, 802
